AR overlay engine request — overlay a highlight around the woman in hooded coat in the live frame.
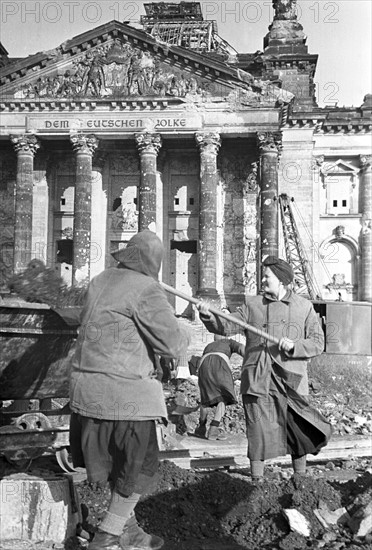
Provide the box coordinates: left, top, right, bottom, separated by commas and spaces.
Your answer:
70, 230, 190, 550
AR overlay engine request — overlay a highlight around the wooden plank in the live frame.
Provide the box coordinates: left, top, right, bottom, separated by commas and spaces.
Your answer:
190, 456, 236, 470
159, 436, 371, 470
0, 327, 77, 335
177, 436, 371, 458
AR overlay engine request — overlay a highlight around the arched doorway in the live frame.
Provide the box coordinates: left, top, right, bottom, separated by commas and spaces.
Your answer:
319, 234, 358, 301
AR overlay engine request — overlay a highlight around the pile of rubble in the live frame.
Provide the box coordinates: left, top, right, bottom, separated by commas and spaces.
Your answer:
308, 359, 372, 439
72, 460, 372, 550
164, 358, 372, 440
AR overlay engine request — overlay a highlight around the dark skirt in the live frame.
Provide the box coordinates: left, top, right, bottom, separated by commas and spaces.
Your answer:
70, 413, 159, 497
243, 373, 332, 461
198, 357, 237, 407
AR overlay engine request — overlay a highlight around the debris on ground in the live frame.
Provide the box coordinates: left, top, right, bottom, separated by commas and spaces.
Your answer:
1, 456, 372, 550
1, 319, 371, 550
163, 352, 372, 441
70, 461, 372, 550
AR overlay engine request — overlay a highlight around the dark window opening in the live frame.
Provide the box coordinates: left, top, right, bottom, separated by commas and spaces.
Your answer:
189, 198, 194, 205
170, 240, 197, 253
174, 198, 179, 205
0, 178, 8, 192
56, 239, 73, 264
112, 197, 122, 211
133, 197, 137, 205
333, 200, 338, 207
342, 200, 347, 207
61, 198, 66, 206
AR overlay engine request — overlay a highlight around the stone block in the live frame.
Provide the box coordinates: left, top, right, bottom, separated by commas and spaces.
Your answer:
349, 501, 372, 537
0, 473, 81, 543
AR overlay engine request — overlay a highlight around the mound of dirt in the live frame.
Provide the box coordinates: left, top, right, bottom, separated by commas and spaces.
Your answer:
74, 461, 372, 550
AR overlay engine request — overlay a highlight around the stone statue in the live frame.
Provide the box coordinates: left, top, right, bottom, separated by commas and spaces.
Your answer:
122, 202, 138, 230
273, 0, 298, 20
267, 0, 305, 45
112, 200, 138, 231
244, 162, 259, 193
81, 52, 107, 96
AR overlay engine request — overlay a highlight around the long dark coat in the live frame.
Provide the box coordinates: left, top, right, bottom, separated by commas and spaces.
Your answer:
200, 290, 332, 460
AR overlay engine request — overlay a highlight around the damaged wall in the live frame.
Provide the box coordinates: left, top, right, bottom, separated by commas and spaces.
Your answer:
219, 141, 258, 305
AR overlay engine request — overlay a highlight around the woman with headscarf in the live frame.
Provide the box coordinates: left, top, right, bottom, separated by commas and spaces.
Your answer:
197, 256, 331, 482
194, 336, 245, 441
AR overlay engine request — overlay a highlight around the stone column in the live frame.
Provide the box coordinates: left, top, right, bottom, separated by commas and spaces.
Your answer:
195, 131, 221, 299
135, 132, 162, 232
32, 153, 49, 266
359, 155, 372, 302
257, 132, 281, 265
10, 134, 40, 273
91, 151, 107, 279
70, 133, 98, 286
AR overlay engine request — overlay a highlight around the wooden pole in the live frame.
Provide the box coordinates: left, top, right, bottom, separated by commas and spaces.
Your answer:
161, 282, 280, 345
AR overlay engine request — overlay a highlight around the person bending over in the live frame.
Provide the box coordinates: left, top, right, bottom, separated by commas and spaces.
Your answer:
195, 337, 245, 441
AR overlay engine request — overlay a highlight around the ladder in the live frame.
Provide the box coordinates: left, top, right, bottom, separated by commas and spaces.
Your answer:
278, 194, 321, 300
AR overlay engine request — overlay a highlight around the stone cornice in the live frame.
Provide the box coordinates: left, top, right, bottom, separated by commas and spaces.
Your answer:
319, 122, 372, 135
261, 55, 318, 73
283, 112, 372, 134
284, 116, 323, 130
0, 97, 180, 112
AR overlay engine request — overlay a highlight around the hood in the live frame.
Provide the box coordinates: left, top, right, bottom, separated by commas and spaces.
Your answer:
111, 230, 164, 280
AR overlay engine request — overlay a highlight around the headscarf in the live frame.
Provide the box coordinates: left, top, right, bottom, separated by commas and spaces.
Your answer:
263, 256, 294, 285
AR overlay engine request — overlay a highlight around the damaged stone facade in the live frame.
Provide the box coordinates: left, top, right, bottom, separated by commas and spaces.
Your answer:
0, 1, 371, 311
218, 145, 258, 302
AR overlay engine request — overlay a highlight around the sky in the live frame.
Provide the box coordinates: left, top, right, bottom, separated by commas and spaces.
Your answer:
0, 0, 371, 107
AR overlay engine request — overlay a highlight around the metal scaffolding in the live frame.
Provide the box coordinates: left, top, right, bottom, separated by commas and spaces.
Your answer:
141, 2, 236, 55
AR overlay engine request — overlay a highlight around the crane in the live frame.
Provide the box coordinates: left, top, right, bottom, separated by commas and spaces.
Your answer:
278, 194, 322, 300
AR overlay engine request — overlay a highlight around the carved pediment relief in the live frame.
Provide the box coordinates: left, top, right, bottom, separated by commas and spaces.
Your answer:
1, 17, 294, 107
11, 38, 231, 101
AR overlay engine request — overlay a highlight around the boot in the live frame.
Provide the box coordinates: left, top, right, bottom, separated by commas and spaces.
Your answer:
88, 530, 122, 549
292, 455, 307, 476
250, 460, 265, 482
194, 423, 207, 438
207, 425, 227, 441
120, 515, 164, 550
